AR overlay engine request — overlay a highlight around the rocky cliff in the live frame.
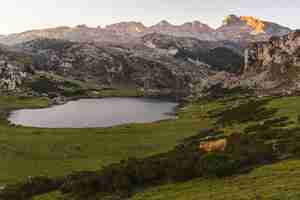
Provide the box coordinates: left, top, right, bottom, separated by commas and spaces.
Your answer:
0, 46, 33, 91
241, 30, 300, 94
218, 15, 291, 44
105, 22, 146, 36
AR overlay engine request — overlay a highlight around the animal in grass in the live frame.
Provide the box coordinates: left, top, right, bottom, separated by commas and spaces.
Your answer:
199, 139, 227, 153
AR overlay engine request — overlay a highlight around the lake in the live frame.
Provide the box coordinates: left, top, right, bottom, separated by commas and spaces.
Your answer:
8, 97, 178, 128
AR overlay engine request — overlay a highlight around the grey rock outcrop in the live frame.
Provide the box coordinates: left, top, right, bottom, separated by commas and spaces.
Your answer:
0, 61, 26, 90
0, 47, 31, 91
17, 38, 215, 99
241, 30, 300, 94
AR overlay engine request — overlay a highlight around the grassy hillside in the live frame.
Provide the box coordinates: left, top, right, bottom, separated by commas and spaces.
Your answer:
1, 94, 300, 199
0, 95, 212, 185
132, 159, 300, 200
34, 158, 300, 200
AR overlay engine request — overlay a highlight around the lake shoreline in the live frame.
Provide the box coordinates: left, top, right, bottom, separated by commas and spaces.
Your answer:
8, 97, 180, 129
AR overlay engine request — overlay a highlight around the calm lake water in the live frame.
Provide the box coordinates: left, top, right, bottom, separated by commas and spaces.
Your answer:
8, 98, 178, 128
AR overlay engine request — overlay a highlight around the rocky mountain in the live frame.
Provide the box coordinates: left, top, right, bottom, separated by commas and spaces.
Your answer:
0, 30, 250, 99
0, 38, 218, 99
0, 16, 295, 99
218, 15, 291, 43
142, 33, 243, 73
0, 21, 216, 46
0, 15, 292, 46
240, 30, 300, 95
0, 25, 141, 46
105, 21, 146, 36
146, 20, 217, 40
142, 32, 225, 51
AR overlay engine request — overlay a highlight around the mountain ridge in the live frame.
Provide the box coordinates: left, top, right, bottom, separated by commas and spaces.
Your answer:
0, 15, 292, 46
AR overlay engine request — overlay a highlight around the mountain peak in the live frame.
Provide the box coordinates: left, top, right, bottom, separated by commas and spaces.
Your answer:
180, 21, 215, 33
75, 24, 89, 29
182, 20, 204, 27
157, 20, 172, 26
222, 14, 241, 25
192, 20, 203, 25
221, 15, 268, 34
222, 15, 266, 32
217, 14, 291, 42
239, 16, 266, 33
105, 21, 146, 34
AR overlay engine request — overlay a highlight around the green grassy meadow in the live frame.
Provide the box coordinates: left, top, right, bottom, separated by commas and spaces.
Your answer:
0, 95, 212, 185
1, 94, 300, 199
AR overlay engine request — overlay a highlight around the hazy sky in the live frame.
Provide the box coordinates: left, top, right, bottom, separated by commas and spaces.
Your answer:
1, 0, 299, 34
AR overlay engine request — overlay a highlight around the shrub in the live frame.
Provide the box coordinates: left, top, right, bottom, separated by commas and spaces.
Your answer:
4, 126, 299, 200
175, 47, 243, 73
0, 176, 63, 200
198, 153, 238, 177
212, 99, 278, 126
27, 76, 86, 97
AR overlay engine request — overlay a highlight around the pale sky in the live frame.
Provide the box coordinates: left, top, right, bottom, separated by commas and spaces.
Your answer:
1, 0, 299, 34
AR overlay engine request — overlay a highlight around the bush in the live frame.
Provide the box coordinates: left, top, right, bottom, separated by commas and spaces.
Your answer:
226, 133, 275, 167
0, 176, 63, 200
212, 99, 278, 126
28, 77, 59, 94
27, 76, 86, 97
175, 47, 243, 73
198, 153, 238, 177
4, 125, 298, 200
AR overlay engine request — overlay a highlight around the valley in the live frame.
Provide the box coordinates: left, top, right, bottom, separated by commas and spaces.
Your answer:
0, 13, 300, 200
1, 92, 300, 199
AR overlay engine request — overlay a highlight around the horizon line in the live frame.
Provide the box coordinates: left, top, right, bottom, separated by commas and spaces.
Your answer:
1, 14, 294, 36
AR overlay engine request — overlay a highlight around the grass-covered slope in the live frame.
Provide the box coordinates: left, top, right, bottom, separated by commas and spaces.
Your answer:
0, 95, 211, 185
1, 94, 300, 199
132, 159, 300, 200
34, 160, 300, 200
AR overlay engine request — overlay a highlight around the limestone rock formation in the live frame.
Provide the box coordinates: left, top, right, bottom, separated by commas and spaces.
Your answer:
141, 33, 243, 73
241, 30, 300, 94
146, 20, 217, 41
0, 46, 32, 91
218, 14, 291, 43
105, 22, 146, 36
16, 38, 215, 99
